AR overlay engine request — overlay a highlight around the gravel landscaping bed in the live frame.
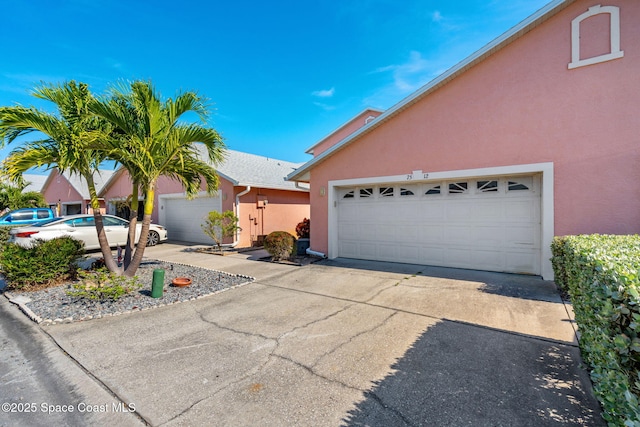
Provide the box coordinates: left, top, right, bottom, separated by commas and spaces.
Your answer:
4, 260, 254, 325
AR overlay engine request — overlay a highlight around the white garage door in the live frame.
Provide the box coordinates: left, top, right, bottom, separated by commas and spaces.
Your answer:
161, 195, 222, 244
337, 176, 541, 275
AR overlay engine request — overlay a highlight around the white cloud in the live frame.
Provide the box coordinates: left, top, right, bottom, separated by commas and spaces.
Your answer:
374, 51, 433, 92
104, 57, 124, 70
313, 101, 336, 111
311, 87, 335, 98
363, 51, 446, 108
432, 11, 443, 22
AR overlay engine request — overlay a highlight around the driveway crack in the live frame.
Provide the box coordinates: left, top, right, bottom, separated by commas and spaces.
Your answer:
276, 302, 357, 340
270, 353, 364, 393
310, 311, 398, 368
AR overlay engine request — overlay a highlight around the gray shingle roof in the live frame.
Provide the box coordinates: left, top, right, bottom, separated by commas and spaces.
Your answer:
20, 174, 48, 192
98, 148, 310, 195
199, 147, 309, 192
58, 170, 116, 199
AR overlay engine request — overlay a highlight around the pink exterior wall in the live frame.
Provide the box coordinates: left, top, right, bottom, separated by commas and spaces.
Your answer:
101, 169, 310, 247
42, 170, 106, 214
101, 171, 226, 225
307, 0, 640, 255
309, 109, 383, 157
236, 188, 310, 247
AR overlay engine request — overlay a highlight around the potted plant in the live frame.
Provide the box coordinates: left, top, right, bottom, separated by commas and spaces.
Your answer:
295, 218, 310, 256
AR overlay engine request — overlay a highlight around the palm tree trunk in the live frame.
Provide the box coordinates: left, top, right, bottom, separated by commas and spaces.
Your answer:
124, 184, 155, 277
123, 183, 139, 270
86, 173, 122, 274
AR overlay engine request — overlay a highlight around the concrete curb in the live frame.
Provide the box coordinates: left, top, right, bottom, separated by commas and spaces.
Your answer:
3, 260, 256, 326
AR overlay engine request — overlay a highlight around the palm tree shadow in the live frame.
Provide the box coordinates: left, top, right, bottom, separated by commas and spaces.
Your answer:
341, 320, 603, 426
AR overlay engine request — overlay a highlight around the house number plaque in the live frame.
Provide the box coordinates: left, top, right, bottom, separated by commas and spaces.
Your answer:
406, 170, 429, 180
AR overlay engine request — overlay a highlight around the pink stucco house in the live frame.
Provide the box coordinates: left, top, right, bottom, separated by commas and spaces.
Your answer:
41, 169, 115, 216
289, 0, 639, 280
100, 149, 310, 248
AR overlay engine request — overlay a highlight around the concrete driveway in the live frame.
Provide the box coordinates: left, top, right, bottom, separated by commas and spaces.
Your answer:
38, 246, 603, 426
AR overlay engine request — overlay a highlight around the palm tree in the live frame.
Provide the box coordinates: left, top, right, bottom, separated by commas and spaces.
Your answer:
0, 81, 122, 272
91, 80, 225, 276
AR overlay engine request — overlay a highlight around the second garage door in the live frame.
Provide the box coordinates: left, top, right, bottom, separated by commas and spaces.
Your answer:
337, 175, 541, 275
161, 195, 222, 245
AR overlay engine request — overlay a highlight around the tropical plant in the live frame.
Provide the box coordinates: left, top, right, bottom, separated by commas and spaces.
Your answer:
68, 269, 141, 301
0, 179, 47, 211
202, 210, 240, 252
295, 218, 310, 239
90, 80, 225, 276
0, 81, 118, 271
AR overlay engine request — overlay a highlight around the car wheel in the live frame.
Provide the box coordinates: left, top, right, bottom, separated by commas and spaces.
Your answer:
147, 230, 160, 246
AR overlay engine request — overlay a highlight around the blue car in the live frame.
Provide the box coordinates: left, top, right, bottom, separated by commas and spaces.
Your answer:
0, 208, 56, 226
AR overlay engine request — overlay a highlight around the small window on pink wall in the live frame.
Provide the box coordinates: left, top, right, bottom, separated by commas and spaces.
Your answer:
568, 5, 624, 69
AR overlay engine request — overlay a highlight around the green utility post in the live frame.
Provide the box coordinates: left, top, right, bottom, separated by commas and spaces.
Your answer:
151, 269, 165, 298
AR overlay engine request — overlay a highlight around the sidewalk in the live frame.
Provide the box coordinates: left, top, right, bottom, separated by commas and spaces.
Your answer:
142, 242, 298, 281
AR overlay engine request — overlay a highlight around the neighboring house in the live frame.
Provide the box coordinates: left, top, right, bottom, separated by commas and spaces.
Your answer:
100, 149, 310, 247
21, 174, 48, 193
288, 0, 639, 280
0, 174, 47, 193
41, 169, 115, 216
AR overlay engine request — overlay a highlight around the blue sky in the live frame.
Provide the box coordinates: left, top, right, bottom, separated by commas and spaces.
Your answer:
1, 0, 551, 167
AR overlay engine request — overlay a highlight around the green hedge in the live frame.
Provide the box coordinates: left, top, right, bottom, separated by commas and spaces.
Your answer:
0, 237, 85, 290
0, 226, 20, 253
551, 235, 640, 426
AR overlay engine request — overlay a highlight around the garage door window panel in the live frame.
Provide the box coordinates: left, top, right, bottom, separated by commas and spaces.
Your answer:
400, 187, 416, 196
359, 188, 374, 198
448, 182, 468, 194
477, 180, 499, 193
425, 184, 442, 195
379, 187, 394, 198
508, 177, 533, 192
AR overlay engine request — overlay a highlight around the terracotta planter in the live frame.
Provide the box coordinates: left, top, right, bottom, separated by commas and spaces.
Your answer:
172, 277, 192, 287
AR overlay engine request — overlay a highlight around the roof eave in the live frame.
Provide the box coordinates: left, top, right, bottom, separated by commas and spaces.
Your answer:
234, 182, 310, 192
288, 0, 573, 181
97, 166, 125, 197
303, 107, 385, 155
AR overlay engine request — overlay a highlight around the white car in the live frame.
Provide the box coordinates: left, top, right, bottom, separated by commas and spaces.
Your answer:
9, 214, 168, 250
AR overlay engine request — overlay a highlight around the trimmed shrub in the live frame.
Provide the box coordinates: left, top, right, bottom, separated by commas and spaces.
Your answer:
264, 231, 295, 261
551, 234, 640, 425
0, 237, 84, 290
295, 218, 310, 239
